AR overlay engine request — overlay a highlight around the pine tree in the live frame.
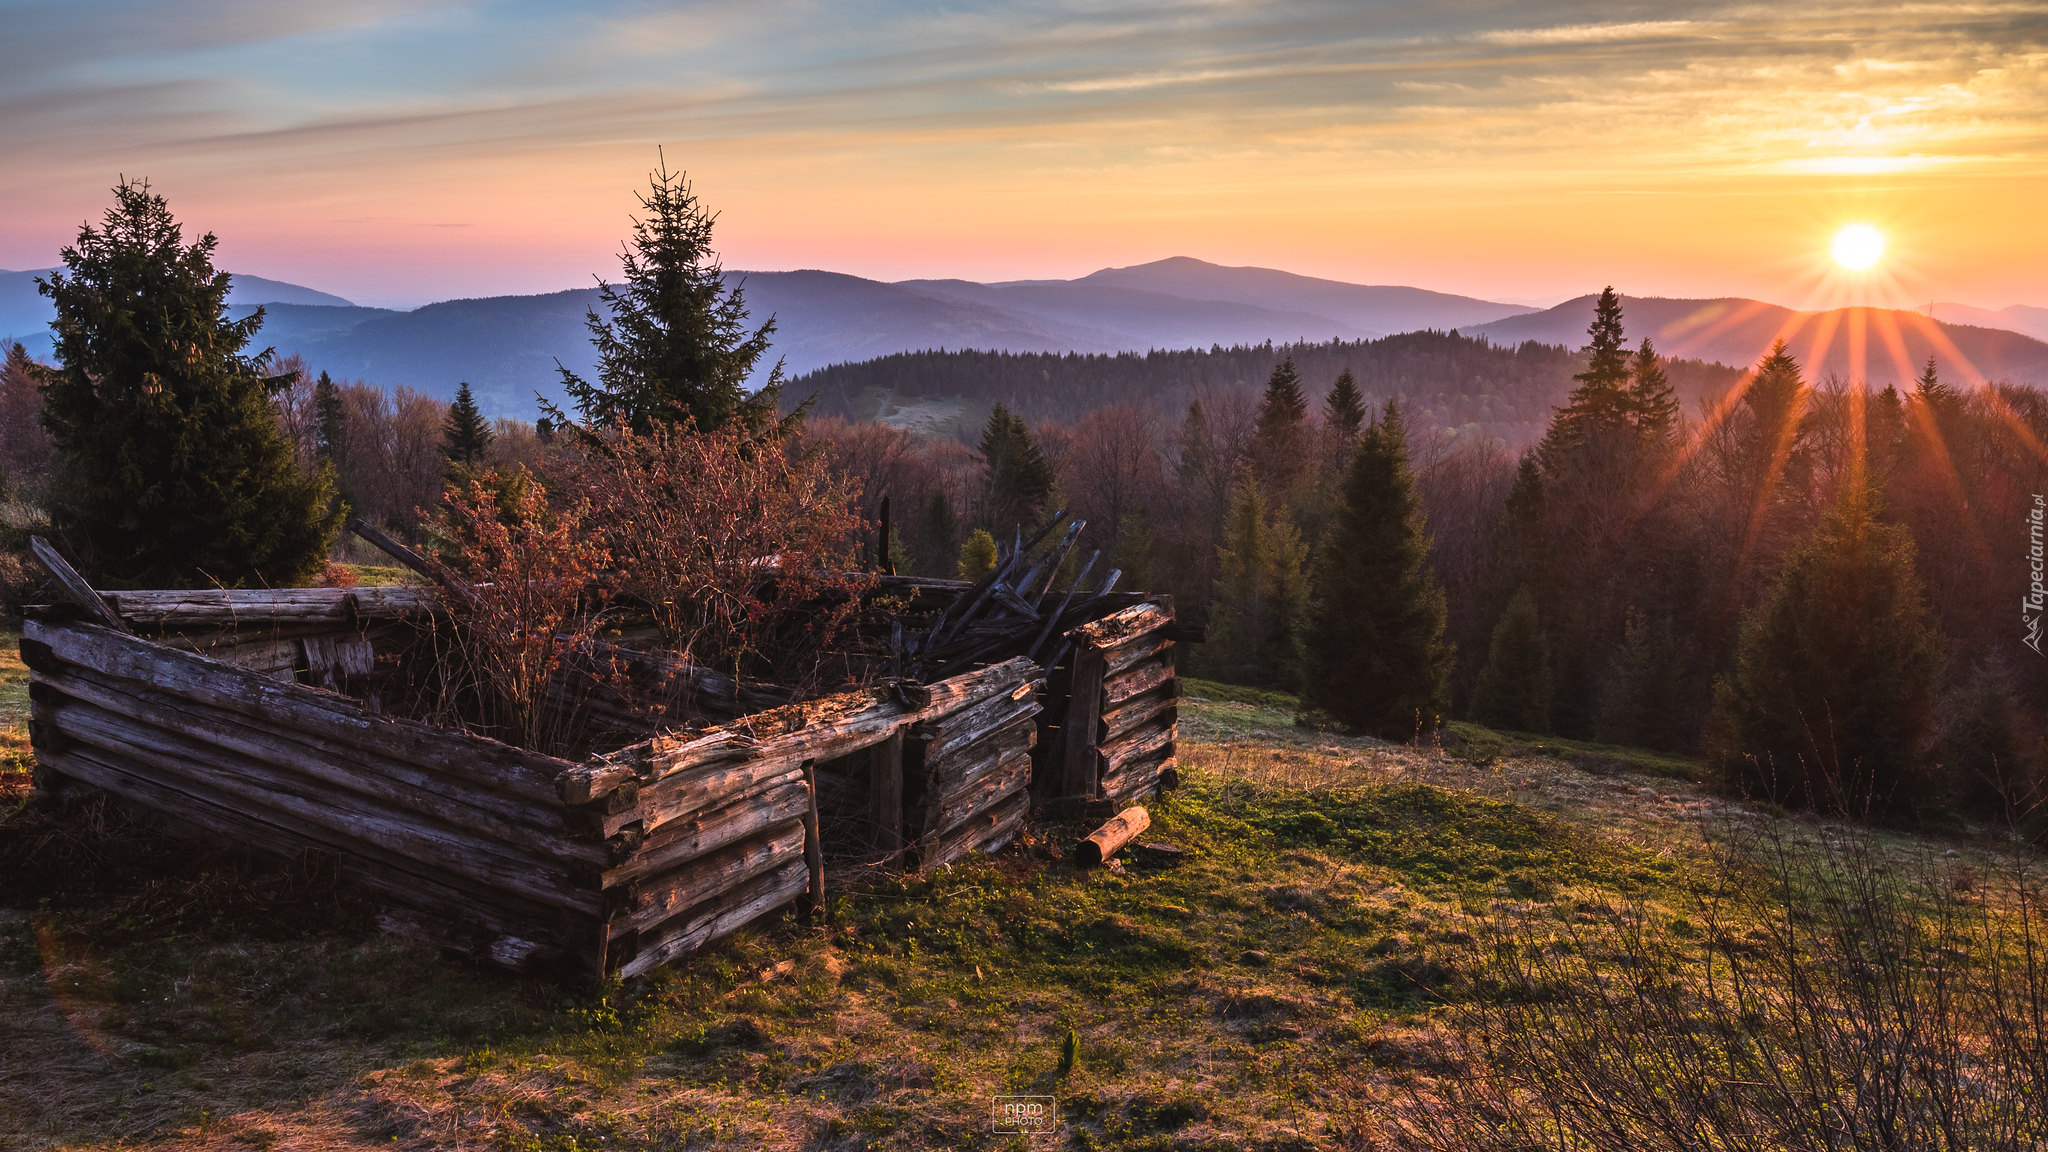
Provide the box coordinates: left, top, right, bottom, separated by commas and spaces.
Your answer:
977, 403, 1054, 533
550, 160, 787, 436
1203, 468, 1307, 688
443, 381, 494, 467
957, 528, 998, 581
35, 180, 339, 588
1469, 587, 1550, 733
1251, 356, 1310, 497
1302, 401, 1453, 738
313, 371, 347, 465
1325, 369, 1366, 443
1710, 481, 1943, 813
1540, 287, 1634, 467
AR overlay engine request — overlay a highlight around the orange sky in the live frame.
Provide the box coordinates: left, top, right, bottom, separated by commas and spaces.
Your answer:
3, 2, 2043, 309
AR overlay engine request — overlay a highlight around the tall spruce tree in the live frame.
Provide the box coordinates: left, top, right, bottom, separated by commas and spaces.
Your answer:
36, 180, 339, 588
1539, 287, 1633, 467
1710, 481, 1943, 814
1470, 587, 1551, 732
977, 403, 1055, 532
1325, 370, 1366, 444
443, 381, 493, 467
550, 160, 787, 435
1626, 338, 1678, 441
1203, 468, 1308, 689
1251, 356, 1310, 496
1302, 401, 1452, 738
312, 369, 354, 514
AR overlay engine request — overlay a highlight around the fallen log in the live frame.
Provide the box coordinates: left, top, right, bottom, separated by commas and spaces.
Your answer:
106, 586, 439, 627
1075, 806, 1150, 866
28, 536, 131, 634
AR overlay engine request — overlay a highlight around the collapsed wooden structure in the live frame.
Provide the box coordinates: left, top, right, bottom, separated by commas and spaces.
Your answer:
22, 556, 1187, 979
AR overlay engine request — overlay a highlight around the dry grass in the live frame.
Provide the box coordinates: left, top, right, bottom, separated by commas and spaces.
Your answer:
2, 681, 2040, 1150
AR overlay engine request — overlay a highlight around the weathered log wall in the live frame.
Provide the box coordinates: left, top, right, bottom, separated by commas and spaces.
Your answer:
1038, 599, 1180, 809
23, 580, 1177, 980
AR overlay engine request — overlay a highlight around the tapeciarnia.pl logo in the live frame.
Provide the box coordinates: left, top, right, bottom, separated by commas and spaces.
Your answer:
2027, 494, 2045, 655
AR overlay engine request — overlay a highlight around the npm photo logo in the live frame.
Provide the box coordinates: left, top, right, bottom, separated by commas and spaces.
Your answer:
993, 1095, 1058, 1137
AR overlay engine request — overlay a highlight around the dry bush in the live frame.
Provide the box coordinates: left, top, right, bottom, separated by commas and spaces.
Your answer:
431, 474, 610, 755
1381, 823, 2048, 1152
555, 420, 873, 695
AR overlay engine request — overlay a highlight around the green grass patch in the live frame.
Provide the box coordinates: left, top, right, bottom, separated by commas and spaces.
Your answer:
1447, 721, 1703, 782
1178, 677, 1301, 713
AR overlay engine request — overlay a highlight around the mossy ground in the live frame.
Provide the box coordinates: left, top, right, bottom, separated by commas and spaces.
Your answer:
0, 672, 2021, 1150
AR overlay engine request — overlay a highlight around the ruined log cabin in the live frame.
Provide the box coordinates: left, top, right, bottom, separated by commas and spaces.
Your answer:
22, 571, 1186, 979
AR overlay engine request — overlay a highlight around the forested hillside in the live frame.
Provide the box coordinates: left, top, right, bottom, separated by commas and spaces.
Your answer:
792, 331, 1742, 446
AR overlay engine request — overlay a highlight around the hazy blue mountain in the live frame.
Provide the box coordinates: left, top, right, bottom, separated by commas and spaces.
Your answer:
2, 267, 356, 358
900, 277, 1371, 347
1064, 257, 1536, 335
1469, 294, 2048, 386
1929, 302, 2048, 344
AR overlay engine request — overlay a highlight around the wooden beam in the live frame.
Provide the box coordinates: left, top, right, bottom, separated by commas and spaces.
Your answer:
1060, 648, 1106, 799
28, 536, 131, 634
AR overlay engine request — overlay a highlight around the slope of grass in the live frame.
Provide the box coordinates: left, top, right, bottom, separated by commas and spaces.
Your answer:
0, 688, 2022, 1150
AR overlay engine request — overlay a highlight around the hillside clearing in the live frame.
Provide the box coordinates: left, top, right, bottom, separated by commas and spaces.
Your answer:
1, 677, 2032, 1151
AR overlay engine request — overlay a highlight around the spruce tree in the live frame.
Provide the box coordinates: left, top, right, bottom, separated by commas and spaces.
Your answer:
1325, 369, 1366, 443
1710, 481, 1943, 813
1302, 401, 1453, 738
550, 160, 787, 435
1203, 468, 1307, 688
1625, 338, 1678, 440
1469, 587, 1550, 732
36, 180, 339, 588
313, 371, 347, 465
1539, 287, 1633, 467
977, 403, 1054, 532
1251, 356, 1310, 496
443, 381, 494, 467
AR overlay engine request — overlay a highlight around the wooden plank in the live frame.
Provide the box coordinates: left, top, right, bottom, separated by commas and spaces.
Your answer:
25, 617, 573, 808
920, 716, 1037, 825
1100, 749, 1174, 807
869, 729, 904, 855
1070, 601, 1171, 652
612, 820, 806, 940
923, 750, 1031, 837
1059, 649, 1105, 799
347, 517, 476, 608
1098, 687, 1176, 745
1102, 655, 1175, 709
921, 789, 1030, 869
800, 760, 825, 919
107, 586, 439, 627
1102, 633, 1173, 679
919, 690, 1041, 764
42, 697, 599, 915
28, 536, 131, 634
602, 773, 807, 887
619, 858, 809, 978
1096, 721, 1173, 784
31, 668, 600, 857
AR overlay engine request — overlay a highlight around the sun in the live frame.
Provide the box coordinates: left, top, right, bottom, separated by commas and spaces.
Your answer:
1831, 223, 1886, 272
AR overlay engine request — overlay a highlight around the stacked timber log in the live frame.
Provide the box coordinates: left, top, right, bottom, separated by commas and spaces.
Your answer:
1042, 600, 1185, 808
903, 661, 1041, 867
561, 657, 1041, 976
23, 611, 607, 970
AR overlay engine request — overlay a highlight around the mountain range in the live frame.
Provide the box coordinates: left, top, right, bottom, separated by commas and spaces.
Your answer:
1469, 296, 2048, 387
4, 258, 2046, 420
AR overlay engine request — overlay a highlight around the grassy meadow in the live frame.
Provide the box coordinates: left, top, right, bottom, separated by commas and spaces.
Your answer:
2, 668, 2039, 1150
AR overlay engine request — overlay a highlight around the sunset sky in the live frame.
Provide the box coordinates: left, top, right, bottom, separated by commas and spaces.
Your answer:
3, 1, 2044, 310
